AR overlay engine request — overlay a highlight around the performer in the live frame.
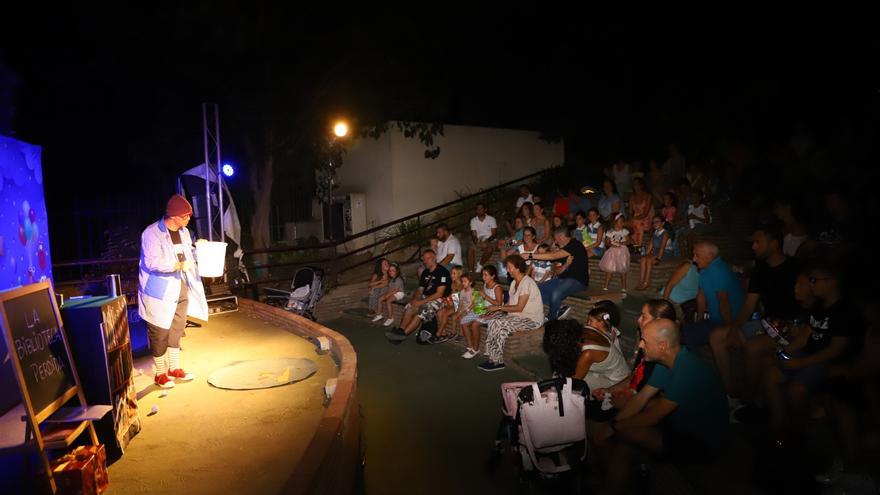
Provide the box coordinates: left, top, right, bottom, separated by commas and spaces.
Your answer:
138, 194, 209, 388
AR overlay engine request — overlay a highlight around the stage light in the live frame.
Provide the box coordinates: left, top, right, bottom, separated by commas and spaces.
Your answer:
222, 164, 235, 177
333, 121, 349, 138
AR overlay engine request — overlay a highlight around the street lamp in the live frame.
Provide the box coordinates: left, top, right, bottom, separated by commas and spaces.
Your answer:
333, 120, 349, 138
323, 119, 350, 241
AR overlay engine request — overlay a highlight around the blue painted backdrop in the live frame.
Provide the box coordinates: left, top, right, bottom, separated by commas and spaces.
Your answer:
0, 136, 52, 291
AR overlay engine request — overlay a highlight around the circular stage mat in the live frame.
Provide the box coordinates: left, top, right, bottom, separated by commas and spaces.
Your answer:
208, 358, 318, 390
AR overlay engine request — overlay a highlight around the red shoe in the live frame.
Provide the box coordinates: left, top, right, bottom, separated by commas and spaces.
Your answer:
154, 373, 175, 389
167, 368, 194, 381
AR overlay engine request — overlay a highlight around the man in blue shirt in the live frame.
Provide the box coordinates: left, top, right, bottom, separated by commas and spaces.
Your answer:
595, 318, 728, 494
682, 241, 744, 350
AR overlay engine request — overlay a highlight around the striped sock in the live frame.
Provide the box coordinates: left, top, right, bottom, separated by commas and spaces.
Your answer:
154, 352, 168, 376
168, 347, 180, 371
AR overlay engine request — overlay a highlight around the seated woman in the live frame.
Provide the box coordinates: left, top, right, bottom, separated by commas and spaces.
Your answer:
478, 255, 544, 372
368, 258, 390, 320
497, 216, 526, 256
661, 258, 699, 322
543, 307, 630, 420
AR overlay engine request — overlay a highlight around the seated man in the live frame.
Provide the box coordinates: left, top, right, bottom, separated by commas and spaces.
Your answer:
529, 227, 589, 320
595, 319, 729, 495
514, 184, 533, 216
681, 241, 744, 351
384, 250, 450, 343
763, 264, 864, 447
709, 224, 800, 406
434, 223, 462, 269
467, 202, 497, 273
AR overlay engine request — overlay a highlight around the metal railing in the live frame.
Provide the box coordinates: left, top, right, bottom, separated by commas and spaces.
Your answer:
51, 166, 561, 295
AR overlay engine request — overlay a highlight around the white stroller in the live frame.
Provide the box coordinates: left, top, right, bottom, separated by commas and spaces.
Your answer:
263, 266, 325, 321
499, 377, 590, 481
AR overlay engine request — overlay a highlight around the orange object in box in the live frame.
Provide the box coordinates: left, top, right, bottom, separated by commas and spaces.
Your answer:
49, 454, 97, 495
68, 445, 109, 493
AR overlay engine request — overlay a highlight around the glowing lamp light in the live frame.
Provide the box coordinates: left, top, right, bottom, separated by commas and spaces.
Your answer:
222, 164, 235, 177
580, 185, 598, 195
333, 121, 349, 138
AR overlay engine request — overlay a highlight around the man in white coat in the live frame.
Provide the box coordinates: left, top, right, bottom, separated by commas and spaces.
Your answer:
138, 194, 209, 388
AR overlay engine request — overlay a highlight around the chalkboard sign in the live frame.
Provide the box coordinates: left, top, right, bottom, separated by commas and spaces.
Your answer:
0, 281, 78, 423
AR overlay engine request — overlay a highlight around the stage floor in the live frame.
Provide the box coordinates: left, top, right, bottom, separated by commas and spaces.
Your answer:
105, 312, 338, 495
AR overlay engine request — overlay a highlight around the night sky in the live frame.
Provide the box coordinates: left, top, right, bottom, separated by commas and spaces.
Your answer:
1, 4, 877, 259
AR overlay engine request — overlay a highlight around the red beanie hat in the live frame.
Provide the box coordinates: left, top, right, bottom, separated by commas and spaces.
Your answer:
166, 194, 193, 217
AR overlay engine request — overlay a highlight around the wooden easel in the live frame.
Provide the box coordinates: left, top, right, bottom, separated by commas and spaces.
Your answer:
0, 281, 110, 493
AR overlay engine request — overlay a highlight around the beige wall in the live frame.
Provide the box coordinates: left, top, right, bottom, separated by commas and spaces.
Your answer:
337, 123, 563, 229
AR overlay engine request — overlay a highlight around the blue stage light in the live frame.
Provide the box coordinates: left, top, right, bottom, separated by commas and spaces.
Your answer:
222, 164, 235, 177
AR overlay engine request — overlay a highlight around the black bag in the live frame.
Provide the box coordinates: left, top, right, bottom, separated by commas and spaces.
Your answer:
416, 318, 438, 345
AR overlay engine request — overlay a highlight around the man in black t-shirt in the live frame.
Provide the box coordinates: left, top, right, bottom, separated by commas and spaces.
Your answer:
764, 264, 863, 436
385, 250, 450, 342
709, 224, 800, 399
529, 227, 589, 320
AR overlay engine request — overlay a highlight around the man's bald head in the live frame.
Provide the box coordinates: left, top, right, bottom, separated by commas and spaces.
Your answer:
640, 318, 681, 361
693, 241, 719, 269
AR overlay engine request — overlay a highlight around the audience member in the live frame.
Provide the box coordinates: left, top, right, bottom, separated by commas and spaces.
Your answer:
599, 214, 632, 291
637, 216, 674, 290
772, 198, 809, 258
628, 177, 654, 249
376, 263, 406, 327
435, 223, 462, 269
385, 250, 450, 343
433, 265, 464, 343
531, 201, 552, 245
460, 265, 505, 359
529, 227, 589, 320
584, 208, 606, 258
367, 258, 390, 319
596, 318, 728, 495
681, 242, 744, 350
709, 224, 800, 403
478, 255, 544, 372
598, 178, 622, 222
467, 203, 497, 273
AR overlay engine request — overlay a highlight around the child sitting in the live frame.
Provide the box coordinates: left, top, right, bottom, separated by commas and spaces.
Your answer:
434, 265, 464, 342
376, 263, 406, 326
637, 215, 674, 290
531, 243, 554, 283
584, 208, 606, 258
460, 265, 504, 359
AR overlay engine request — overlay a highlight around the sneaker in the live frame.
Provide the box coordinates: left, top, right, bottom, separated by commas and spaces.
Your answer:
383, 318, 395, 327
167, 368, 194, 381
452, 334, 464, 342
371, 314, 384, 323
478, 361, 506, 372
431, 334, 452, 344
557, 305, 572, 320
815, 457, 844, 486
154, 373, 175, 389
385, 328, 408, 342
418, 329, 433, 342
462, 348, 478, 359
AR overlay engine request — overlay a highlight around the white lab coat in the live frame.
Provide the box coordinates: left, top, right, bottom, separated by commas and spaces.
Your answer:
138, 219, 209, 329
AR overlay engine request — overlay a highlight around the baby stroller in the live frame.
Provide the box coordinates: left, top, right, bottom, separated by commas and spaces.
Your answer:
498, 377, 589, 481
263, 266, 324, 320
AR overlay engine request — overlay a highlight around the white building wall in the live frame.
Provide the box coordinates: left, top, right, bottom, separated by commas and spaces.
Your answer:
337, 123, 563, 229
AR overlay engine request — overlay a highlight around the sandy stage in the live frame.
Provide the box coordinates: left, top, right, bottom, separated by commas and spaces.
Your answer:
105, 311, 338, 495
